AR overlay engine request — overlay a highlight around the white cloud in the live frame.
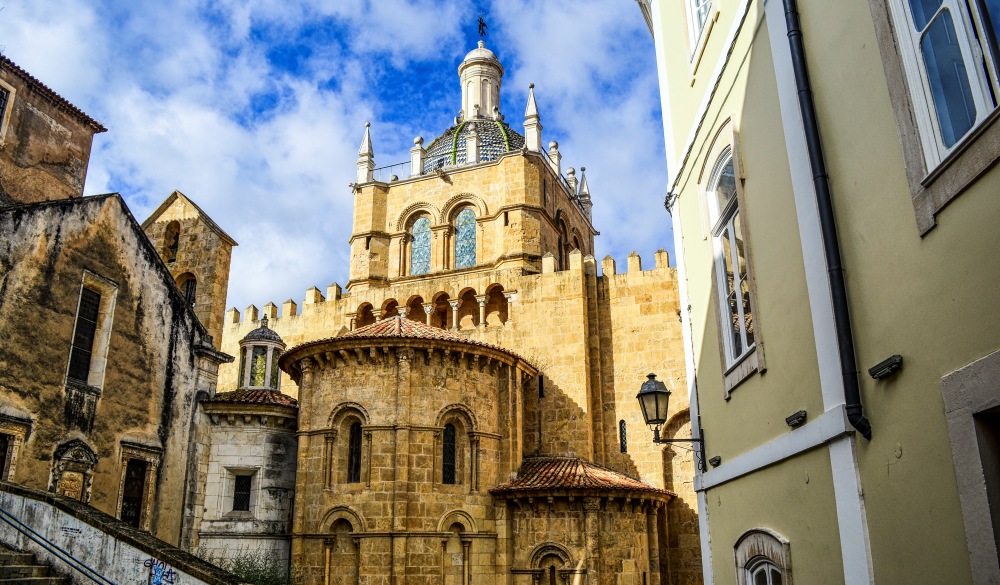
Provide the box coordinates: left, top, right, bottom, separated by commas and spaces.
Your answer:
0, 0, 671, 314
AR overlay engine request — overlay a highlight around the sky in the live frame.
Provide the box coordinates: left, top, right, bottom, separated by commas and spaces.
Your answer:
0, 1, 671, 313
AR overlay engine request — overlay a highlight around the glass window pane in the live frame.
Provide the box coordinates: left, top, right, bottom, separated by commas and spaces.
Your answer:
443, 423, 457, 484
270, 350, 282, 389
250, 346, 267, 386
754, 569, 769, 585
720, 227, 736, 297
977, 0, 1000, 64
728, 290, 743, 357
410, 216, 431, 275
714, 160, 737, 216
920, 10, 978, 146
454, 208, 477, 269
771, 567, 782, 585
908, 0, 943, 30
348, 422, 362, 483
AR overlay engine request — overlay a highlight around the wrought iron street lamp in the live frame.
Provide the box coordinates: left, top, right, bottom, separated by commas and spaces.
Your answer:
636, 373, 706, 471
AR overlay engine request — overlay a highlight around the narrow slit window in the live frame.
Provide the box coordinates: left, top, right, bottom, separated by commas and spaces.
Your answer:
120, 459, 147, 528
620, 420, 628, 453
347, 422, 362, 483
443, 423, 457, 484
68, 287, 101, 383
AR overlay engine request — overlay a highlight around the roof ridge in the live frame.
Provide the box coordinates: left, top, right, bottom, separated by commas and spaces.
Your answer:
0, 55, 107, 132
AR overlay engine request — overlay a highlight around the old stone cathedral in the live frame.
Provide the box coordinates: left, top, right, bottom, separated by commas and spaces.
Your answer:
0, 38, 699, 585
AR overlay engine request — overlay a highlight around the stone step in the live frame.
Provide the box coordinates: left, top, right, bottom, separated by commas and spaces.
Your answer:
0, 554, 34, 569
0, 578, 68, 585
0, 566, 50, 579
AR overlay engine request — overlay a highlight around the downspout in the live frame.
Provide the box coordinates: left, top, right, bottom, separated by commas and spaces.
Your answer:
783, 0, 872, 439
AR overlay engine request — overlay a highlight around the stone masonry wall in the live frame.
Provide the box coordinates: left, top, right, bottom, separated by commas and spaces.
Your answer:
0, 63, 100, 205
0, 195, 217, 546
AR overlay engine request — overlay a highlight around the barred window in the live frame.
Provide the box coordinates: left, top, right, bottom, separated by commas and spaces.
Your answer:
120, 459, 147, 528
443, 423, 457, 484
347, 422, 362, 483
233, 475, 251, 512
68, 288, 101, 382
619, 420, 628, 453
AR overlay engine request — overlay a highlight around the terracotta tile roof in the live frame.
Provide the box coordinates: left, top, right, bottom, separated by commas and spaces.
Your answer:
0, 55, 107, 132
206, 389, 297, 408
281, 316, 535, 370
490, 457, 674, 498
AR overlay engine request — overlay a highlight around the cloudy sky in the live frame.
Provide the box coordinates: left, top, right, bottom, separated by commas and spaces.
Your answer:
0, 1, 670, 313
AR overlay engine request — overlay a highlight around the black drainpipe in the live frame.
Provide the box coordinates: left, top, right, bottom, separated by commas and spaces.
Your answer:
783, 0, 872, 439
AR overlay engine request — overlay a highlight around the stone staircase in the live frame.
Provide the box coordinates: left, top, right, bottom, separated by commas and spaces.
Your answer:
0, 545, 67, 585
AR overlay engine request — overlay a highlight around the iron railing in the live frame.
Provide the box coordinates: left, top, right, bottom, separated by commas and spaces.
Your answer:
0, 504, 116, 585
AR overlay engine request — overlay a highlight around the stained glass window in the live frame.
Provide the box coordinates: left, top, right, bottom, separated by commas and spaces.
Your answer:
269, 350, 282, 389
410, 216, 431, 275
250, 346, 267, 386
454, 208, 476, 269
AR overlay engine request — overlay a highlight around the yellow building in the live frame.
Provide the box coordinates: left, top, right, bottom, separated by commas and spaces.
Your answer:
210, 41, 702, 585
639, 0, 1000, 582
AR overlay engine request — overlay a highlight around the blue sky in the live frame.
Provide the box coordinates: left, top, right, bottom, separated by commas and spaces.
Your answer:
0, 1, 671, 313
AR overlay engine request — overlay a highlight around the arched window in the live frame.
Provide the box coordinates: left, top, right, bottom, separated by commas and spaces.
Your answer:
442, 423, 457, 484
746, 559, 782, 585
177, 273, 197, 308
410, 216, 431, 275
347, 422, 362, 483
454, 208, 477, 269
164, 221, 180, 263
708, 149, 755, 366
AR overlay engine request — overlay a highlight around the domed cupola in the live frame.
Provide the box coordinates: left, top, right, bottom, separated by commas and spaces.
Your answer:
235, 316, 286, 391
422, 41, 525, 173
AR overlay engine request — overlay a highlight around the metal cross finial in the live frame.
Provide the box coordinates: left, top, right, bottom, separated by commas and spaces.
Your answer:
477, 16, 488, 37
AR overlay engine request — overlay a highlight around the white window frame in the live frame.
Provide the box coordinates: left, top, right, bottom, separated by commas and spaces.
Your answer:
0, 78, 15, 145
887, 0, 999, 167
65, 270, 119, 390
687, 0, 714, 50
708, 147, 755, 368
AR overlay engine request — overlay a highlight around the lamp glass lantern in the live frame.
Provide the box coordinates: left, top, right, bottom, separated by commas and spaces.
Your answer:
636, 373, 671, 431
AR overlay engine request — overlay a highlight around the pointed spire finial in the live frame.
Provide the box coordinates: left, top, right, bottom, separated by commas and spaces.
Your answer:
525, 83, 539, 120
579, 167, 590, 196
358, 122, 373, 157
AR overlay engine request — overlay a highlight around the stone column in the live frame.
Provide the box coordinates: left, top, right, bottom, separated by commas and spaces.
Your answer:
647, 505, 661, 585
475, 295, 487, 328
461, 539, 472, 585
503, 292, 515, 325
449, 300, 461, 331
583, 497, 602, 585
424, 303, 434, 326
324, 434, 335, 488
397, 305, 408, 318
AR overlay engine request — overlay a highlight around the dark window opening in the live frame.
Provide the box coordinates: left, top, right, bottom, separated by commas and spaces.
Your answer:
120, 459, 147, 528
0, 88, 9, 127
0, 434, 9, 480
619, 419, 628, 453
182, 277, 197, 308
538, 375, 545, 398
443, 423, 457, 484
549, 566, 556, 585
68, 287, 101, 382
365, 236, 371, 250
233, 474, 252, 511
164, 221, 180, 263
504, 211, 509, 226
975, 408, 1000, 569
347, 422, 362, 483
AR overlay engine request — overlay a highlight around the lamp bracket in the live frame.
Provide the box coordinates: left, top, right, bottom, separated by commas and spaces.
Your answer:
652, 428, 707, 472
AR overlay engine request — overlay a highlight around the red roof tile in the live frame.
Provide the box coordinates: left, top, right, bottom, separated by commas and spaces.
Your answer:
206, 389, 297, 407
281, 316, 534, 369
490, 457, 674, 497
0, 55, 107, 132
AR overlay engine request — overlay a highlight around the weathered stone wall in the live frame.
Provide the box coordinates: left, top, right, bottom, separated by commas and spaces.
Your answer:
0, 195, 222, 546
289, 340, 532, 585
194, 410, 296, 569
503, 497, 657, 585
143, 194, 234, 348
348, 152, 595, 289
0, 61, 102, 205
